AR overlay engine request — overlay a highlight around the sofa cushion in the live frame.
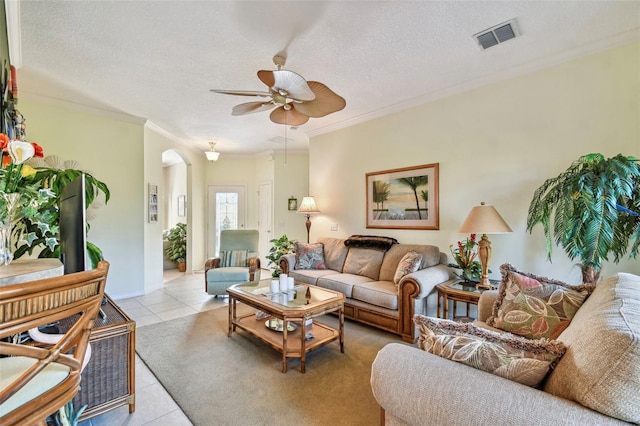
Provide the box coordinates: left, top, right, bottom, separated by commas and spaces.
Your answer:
288, 269, 336, 285
393, 251, 423, 285
294, 242, 326, 270
414, 315, 566, 388
487, 264, 595, 340
318, 237, 349, 272
543, 273, 640, 423
351, 281, 398, 310
379, 244, 441, 282
342, 248, 384, 280
317, 273, 374, 298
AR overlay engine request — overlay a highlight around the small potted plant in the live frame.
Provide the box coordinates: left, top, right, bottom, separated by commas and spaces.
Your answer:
447, 234, 484, 283
266, 234, 296, 277
165, 222, 187, 272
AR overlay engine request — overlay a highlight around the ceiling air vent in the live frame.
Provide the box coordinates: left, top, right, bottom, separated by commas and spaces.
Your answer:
474, 19, 519, 50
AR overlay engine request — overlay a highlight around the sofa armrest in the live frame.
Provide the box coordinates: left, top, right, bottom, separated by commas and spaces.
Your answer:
477, 290, 498, 322
279, 254, 296, 275
399, 264, 454, 299
204, 257, 221, 291
248, 257, 261, 281
371, 343, 626, 426
396, 265, 453, 342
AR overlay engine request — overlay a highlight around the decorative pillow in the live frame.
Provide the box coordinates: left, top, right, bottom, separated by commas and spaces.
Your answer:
220, 250, 248, 267
294, 242, 326, 270
487, 264, 595, 340
393, 251, 423, 285
414, 315, 566, 388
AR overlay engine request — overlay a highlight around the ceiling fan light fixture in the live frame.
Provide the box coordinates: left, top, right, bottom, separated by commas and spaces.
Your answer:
206, 141, 220, 162
211, 54, 345, 125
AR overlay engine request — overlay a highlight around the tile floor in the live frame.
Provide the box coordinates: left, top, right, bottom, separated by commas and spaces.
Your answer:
79, 269, 231, 426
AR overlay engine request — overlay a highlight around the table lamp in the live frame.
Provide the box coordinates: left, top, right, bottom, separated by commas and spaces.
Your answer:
458, 202, 512, 290
297, 196, 320, 243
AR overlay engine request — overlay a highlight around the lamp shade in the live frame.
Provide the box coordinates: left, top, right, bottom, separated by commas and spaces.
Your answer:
459, 203, 512, 234
205, 150, 220, 162
297, 196, 320, 214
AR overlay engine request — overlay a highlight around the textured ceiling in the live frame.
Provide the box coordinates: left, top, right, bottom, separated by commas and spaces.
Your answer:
12, 1, 640, 156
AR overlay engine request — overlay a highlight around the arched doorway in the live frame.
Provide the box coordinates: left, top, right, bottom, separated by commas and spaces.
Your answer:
162, 149, 189, 273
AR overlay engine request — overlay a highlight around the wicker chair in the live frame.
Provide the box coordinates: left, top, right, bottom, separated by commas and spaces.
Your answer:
0, 261, 109, 426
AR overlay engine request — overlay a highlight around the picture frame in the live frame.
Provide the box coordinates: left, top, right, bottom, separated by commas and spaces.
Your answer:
288, 196, 298, 211
177, 195, 186, 217
366, 163, 439, 230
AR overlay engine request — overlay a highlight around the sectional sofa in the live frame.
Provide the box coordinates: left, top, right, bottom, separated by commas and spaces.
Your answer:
280, 237, 453, 342
370, 272, 640, 425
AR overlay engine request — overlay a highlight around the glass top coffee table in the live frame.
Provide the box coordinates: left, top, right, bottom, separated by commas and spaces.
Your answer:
227, 279, 345, 373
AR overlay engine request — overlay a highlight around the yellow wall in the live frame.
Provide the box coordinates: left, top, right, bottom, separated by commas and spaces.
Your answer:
18, 97, 146, 297
310, 41, 640, 283
273, 151, 310, 243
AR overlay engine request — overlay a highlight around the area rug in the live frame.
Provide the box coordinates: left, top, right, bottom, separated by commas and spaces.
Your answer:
135, 305, 404, 425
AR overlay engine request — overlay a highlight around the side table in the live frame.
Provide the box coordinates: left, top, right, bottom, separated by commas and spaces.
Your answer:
436, 280, 492, 321
57, 294, 136, 420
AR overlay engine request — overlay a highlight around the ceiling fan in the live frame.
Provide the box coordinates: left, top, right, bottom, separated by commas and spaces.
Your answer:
211, 55, 346, 126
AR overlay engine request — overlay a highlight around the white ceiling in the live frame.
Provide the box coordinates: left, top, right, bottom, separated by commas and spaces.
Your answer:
10, 1, 640, 157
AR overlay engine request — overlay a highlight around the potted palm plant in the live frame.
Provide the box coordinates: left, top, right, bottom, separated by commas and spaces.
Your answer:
165, 222, 187, 272
527, 153, 640, 284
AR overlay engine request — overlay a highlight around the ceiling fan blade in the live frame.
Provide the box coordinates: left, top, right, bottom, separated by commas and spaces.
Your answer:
294, 81, 346, 118
232, 101, 275, 116
258, 70, 315, 102
210, 89, 271, 97
270, 105, 309, 126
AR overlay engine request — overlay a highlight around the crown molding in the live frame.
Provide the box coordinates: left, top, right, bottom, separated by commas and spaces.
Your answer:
21, 91, 146, 124
306, 30, 640, 138
144, 121, 190, 146
4, 0, 21, 68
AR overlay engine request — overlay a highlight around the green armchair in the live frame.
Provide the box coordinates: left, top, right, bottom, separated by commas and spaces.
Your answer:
204, 229, 261, 296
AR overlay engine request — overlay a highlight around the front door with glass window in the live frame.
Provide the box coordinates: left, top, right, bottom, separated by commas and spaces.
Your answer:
207, 185, 247, 258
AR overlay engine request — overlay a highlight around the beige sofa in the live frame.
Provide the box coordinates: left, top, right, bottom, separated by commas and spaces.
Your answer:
280, 237, 453, 342
370, 272, 640, 425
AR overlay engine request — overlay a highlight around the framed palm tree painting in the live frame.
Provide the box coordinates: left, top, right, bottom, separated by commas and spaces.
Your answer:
366, 163, 439, 230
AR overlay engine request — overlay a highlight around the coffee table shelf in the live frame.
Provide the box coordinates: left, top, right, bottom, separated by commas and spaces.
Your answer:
227, 281, 345, 373
235, 313, 339, 356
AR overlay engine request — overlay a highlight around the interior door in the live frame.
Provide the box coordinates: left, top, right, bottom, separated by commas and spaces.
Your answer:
257, 182, 273, 269
207, 185, 247, 258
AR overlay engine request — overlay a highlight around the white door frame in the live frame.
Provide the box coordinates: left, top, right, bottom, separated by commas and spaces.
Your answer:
206, 184, 247, 258
257, 181, 273, 270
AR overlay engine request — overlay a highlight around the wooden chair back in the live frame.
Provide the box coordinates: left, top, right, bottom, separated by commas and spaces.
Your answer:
0, 260, 109, 426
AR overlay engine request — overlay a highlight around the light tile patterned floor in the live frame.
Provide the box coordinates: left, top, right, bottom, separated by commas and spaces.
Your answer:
79, 269, 231, 426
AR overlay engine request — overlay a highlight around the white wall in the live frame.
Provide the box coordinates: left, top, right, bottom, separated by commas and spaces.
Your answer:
309, 41, 640, 284
144, 125, 207, 292
163, 161, 187, 230
19, 97, 147, 298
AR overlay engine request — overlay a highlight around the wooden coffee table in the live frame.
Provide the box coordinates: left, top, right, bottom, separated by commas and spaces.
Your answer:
227, 279, 345, 373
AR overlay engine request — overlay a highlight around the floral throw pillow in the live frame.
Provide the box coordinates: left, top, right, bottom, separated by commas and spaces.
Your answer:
487, 264, 595, 340
294, 242, 326, 270
414, 315, 566, 388
393, 251, 423, 285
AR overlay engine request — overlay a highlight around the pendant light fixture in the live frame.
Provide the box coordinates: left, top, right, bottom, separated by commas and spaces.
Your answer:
205, 141, 220, 162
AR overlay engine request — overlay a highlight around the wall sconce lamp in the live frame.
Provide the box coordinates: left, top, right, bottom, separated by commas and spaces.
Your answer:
458, 202, 512, 290
297, 196, 320, 243
205, 141, 220, 162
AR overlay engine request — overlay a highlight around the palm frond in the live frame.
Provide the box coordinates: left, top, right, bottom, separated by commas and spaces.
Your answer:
527, 153, 640, 278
